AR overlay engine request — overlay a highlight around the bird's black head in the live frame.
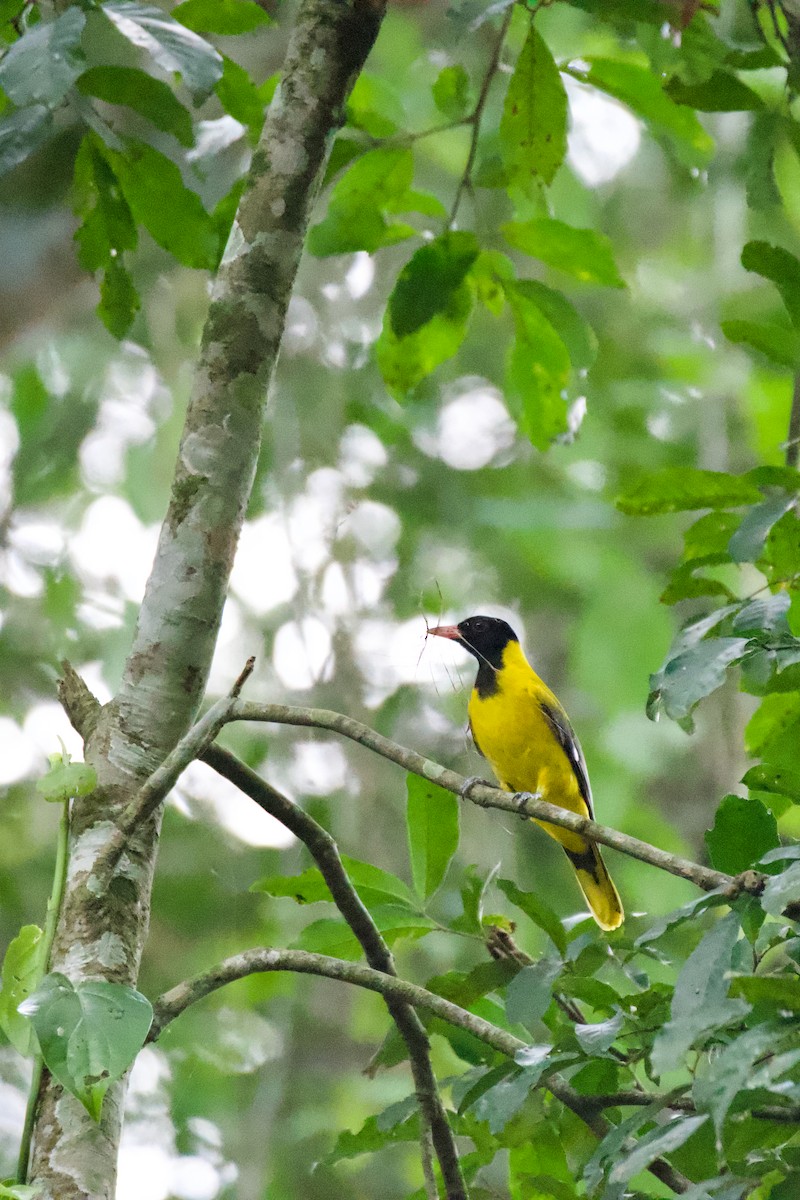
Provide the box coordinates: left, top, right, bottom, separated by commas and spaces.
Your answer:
429, 614, 519, 670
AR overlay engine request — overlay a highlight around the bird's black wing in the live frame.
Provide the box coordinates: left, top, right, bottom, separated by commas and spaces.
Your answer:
539, 699, 594, 818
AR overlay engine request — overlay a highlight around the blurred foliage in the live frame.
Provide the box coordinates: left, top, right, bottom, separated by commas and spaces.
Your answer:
4, 0, 800, 1197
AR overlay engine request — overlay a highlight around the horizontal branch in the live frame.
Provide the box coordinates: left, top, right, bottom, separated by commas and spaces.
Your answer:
150, 946, 693, 1195
229, 702, 755, 898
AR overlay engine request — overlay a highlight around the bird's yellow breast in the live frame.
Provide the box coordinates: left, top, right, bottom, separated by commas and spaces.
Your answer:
467, 639, 587, 824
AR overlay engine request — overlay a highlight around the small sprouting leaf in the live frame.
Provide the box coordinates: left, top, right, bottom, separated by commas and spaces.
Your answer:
36, 749, 96, 804
705, 795, 779, 875
432, 64, 471, 121
406, 774, 459, 900
388, 232, 479, 337
650, 913, 749, 1078
500, 25, 567, 193
0, 7, 86, 107
741, 241, 800, 328
617, 468, 761, 515
172, 0, 271, 34
0, 925, 44, 1056
503, 219, 624, 288
20, 973, 152, 1120
101, 1, 223, 102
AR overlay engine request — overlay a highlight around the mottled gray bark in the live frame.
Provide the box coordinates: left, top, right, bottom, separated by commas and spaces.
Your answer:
29, 2, 385, 1196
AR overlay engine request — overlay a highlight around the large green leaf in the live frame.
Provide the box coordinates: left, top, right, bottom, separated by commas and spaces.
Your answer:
693, 1024, 781, 1138
101, 1, 223, 101
0, 106, 52, 177
376, 277, 474, 396
388, 232, 479, 337
721, 319, 800, 368
507, 279, 597, 371
505, 282, 571, 448
650, 913, 749, 1077
728, 493, 797, 563
618, 468, 762, 515
0, 925, 44, 1056
648, 637, 750, 723
500, 24, 567, 193
172, 0, 271, 34
741, 241, 800, 328
497, 877, 567, 955
20, 973, 152, 1120
76, 66, 195, 147
308, 148, 417, 256
705, 795, 779, 875
503, 219, 624, 288
406, 774, 459, 900
0, 7, 86, 107
609, 1114, 709, 1184
665, 70, 763, 112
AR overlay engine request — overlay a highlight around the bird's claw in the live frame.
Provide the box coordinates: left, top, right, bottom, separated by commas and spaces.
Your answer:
459, 775, 494, 800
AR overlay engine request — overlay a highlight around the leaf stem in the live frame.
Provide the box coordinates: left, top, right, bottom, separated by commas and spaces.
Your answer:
16, 795, 71, 1184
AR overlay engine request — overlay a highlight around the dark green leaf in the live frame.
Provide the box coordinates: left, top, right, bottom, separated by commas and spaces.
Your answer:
36, 755, 97, 804
729, 493, 798, 562
505, 959, 562, 1027
577, 58, 714, 167
21, 973, 152, 1120
618, 468, 762, 515
648, 637, 750, 722
102, 1, 222, 102
406, 774, 459, 900
0, 7, 86, 107
705, 795, 779, 875
98, 258, 140, 339
73, 136, 138, 272
388, 232, 479, 337
500, 25, 567, 192
0, 925, 44, 1056
496, 878, 567, 955
741, 241, 800, 327
721, 319, 800, 368
215, 55, 265, 137
0, 105, 52, 177
743, 763, 800, 804
107, 141, 219, 268
650, 913, 749, 1077
432, 64, 471, 121
376, 278, 473, 396
76, 66, 194, 147
503, 219, 624, 288
172, 0, 271, 34
665, 70, 763, 112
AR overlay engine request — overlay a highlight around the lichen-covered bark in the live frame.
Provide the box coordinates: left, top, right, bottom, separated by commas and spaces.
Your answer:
28, 2, 385, 1196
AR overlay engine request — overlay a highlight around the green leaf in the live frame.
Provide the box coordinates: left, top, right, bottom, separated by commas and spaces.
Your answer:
469, 1064, 546, 1134
500, 24, 567, 192
496, 878, 567, 955
617, 468, 762, 515
609, 1115, 709, 1184
503, 219, 624, 288
760, 860, 800, 915
251, 865, 332, 904
376, 278, 474, 396
505, 959, 563, 1027
172, 0, 271, 34
636, 889, 731, 946
0, 7, 86, 107
76, 66, 194, 147
745, 693, 800, 760
73, 136, 138, 272
107, 141, 219, 268
388, 232, 479, 337
251, 857, 418, 910
574, 1009, 624, 1055
102, 1, 223, 102
432, 64, 471, 121
741, 241, 800, 328
505, 283, 571, 449
743, 763, 800, 804
577, 58, 714, 167
99, 258, 140, 339
732, 592, 791, 636
650, 913, 749, 1077
291, 917, 362, 960
705, 795, 779, 875
20, 973, 152, 1120
0, 925, 44, 1056
728, 974, 800, 1011
665, 70, 763, 112
309, 148, 417, 256
728, 493, 797, 563
406, 774, 459, 900
693, 1024, 782, 1138
325, 1112, 418, 1164
36, 754, 97, 804
721, 319, 800, 368
648, 637, 750, 723
346, 73, 403, 138
507, 280, 597, 371
215, 55, 265, 138
0, 105, 52, 177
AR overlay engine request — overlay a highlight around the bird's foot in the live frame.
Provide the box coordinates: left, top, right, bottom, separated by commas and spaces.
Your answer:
512, 791, 542, 820
459, 775, 495, 800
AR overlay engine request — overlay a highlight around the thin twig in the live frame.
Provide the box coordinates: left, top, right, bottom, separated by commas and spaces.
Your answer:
150, 946, 694, 1195
229, 701, 758, 899
95, 660, 255, 882
448, 5, 514, 228
202, 744, 468, 1200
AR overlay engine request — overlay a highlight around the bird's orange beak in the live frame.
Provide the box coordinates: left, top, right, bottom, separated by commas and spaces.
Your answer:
427, 624, 462, 641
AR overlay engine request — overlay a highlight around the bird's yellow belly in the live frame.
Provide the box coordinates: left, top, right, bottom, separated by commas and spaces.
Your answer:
468, 687, 589, 854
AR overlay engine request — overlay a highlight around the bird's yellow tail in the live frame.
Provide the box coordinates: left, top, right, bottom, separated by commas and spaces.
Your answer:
563, 842, 623, 931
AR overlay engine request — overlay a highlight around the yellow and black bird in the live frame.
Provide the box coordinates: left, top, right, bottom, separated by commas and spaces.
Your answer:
430, 614, 623, 931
